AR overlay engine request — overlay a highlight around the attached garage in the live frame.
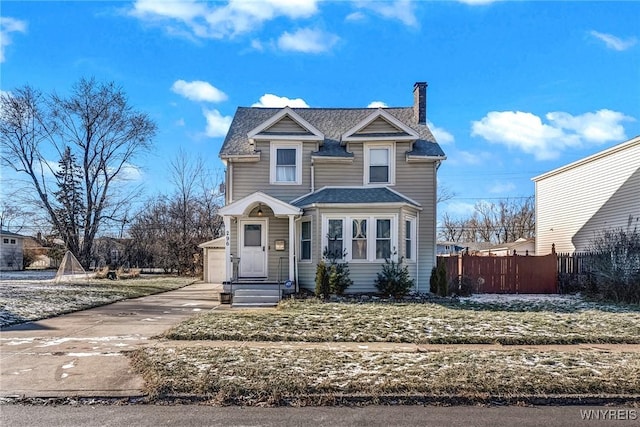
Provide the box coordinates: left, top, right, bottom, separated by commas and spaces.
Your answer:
199, 237, 226, 283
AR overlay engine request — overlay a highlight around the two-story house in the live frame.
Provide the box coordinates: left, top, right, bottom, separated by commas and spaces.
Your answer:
213, 82, 446, 294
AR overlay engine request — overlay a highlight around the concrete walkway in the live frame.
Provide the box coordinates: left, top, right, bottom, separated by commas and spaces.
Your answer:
0, 282, 220, 398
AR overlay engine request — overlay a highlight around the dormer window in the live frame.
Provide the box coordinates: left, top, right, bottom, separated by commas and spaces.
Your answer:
364, 143, 395, 185
270, 141, 302, 185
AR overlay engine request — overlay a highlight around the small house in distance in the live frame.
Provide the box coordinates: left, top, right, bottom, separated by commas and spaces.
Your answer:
533, 135, 640, 254
0, 230, 25, 271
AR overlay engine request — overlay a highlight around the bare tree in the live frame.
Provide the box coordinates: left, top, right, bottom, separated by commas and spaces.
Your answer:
126, 151, 224, 275
439, 196, 535, 244
0, 78, 157, 268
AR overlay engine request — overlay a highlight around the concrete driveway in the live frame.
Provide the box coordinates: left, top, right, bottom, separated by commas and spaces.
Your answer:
0, 281, 220, 398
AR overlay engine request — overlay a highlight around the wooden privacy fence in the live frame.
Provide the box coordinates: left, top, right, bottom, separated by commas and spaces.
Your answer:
438, 252, 558, 294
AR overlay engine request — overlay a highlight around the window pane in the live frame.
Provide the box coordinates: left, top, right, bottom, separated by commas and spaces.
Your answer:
352, 219, 367, 238
369, 165, 388, 183
328, 240, 343, 258
376, 240, 391, 260
376, 219, 391, 259
276, 148, 296, 165
352, 219, 367, 260
244, 224, 261, 247
377, 219, 391, 238
370, 148, 388, 166
301, 221, 311, 260
276, 165, 296, 182
301, 221, 311, 239
328, 219, 343, 239
405, 220, 412, 259
301, 241, 311, 260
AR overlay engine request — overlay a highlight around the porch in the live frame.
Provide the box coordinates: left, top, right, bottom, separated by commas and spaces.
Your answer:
217, 191, 302, 289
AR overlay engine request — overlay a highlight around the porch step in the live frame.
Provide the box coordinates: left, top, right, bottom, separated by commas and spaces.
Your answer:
232, 288, 281, 307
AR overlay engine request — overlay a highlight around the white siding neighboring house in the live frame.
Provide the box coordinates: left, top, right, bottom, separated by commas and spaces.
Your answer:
1, 230, 25, 271
533, 135, 640, 255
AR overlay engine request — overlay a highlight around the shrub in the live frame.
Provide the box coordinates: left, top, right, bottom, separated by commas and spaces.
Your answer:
448, 275, 474, 297
314, 260, 330, 299
374, 256, 415, 298
586, 226, 640, 304
429, 267, 438, 294
315, 248, 352, 298
436, 260, 448, 297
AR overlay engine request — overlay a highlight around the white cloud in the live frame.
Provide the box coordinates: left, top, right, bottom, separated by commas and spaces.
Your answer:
428, 121, 455, 145
590, 31, 637, 51
203, 108, 232, 137
471, 109, 633, 161
1, 17, 27, 63
449, 149, 493, 166
367, 101, 388, 108
130, 0, 319, 40
252, 94, 309, 108
277, 28, 339, 53
118, 163, 144, 182
354, 0, 418, 27
345, 11, 366, 22
443, 201, 476, 218
488, 182, 515, 194
171, 80, 227, 103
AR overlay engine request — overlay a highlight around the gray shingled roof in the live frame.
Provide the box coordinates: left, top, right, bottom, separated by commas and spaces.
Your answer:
291, 187, 420, 207
220, 107, 445, 158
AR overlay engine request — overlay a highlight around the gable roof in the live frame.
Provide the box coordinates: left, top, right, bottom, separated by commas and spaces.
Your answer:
220, 107, 445, 160
342, 109, 419, 142
247, 107, 324, 141
1, 230, 25, 238
291, 187, 421, 208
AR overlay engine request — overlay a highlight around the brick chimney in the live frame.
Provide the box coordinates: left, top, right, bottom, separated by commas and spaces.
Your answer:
413, 82, 427, 124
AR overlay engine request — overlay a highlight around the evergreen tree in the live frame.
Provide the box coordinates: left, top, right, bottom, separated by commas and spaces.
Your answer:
53, 146, 85, 258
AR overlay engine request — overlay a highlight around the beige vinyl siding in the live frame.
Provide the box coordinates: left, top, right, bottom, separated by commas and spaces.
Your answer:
535, 137, 640, 254
355, 117, 403, 135
313, 144, 364, 186
267, 217, 290, 282
265, 116, 309, 134
231, 141, 314, 202
394, 142, 438, 292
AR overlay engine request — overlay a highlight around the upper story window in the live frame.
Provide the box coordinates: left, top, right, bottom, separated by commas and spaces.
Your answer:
364, 143, 395, 185
270, 142, 302, 185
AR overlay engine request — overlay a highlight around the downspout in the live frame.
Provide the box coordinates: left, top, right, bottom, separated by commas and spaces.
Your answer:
228, 162, 233, 203
310, 158, 315, 193
416, 210, 420, 293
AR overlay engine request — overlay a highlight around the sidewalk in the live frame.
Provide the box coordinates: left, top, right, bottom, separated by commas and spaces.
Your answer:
0, 282, 220, 398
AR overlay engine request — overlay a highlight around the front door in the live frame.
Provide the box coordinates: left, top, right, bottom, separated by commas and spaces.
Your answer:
239, 220, 267, 277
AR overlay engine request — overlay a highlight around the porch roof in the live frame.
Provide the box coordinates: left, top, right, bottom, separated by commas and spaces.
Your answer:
219, 191, 302, 216
291, 187, 421, 208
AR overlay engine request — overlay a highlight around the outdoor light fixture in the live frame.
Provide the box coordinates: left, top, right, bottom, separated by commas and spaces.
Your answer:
257, 204, 263, 217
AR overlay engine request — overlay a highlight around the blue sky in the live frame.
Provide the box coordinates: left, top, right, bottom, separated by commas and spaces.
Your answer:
2, 0, 639, 221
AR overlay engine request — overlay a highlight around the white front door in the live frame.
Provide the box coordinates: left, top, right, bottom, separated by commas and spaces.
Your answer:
239, 220, 267, 277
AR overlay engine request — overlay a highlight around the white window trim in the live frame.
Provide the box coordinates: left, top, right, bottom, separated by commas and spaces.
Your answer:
299, 218, 312, 263
270, 141, 302, 185
404, 216, 417, 263
322, 214, 398, 262
364, 142, 395, 186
